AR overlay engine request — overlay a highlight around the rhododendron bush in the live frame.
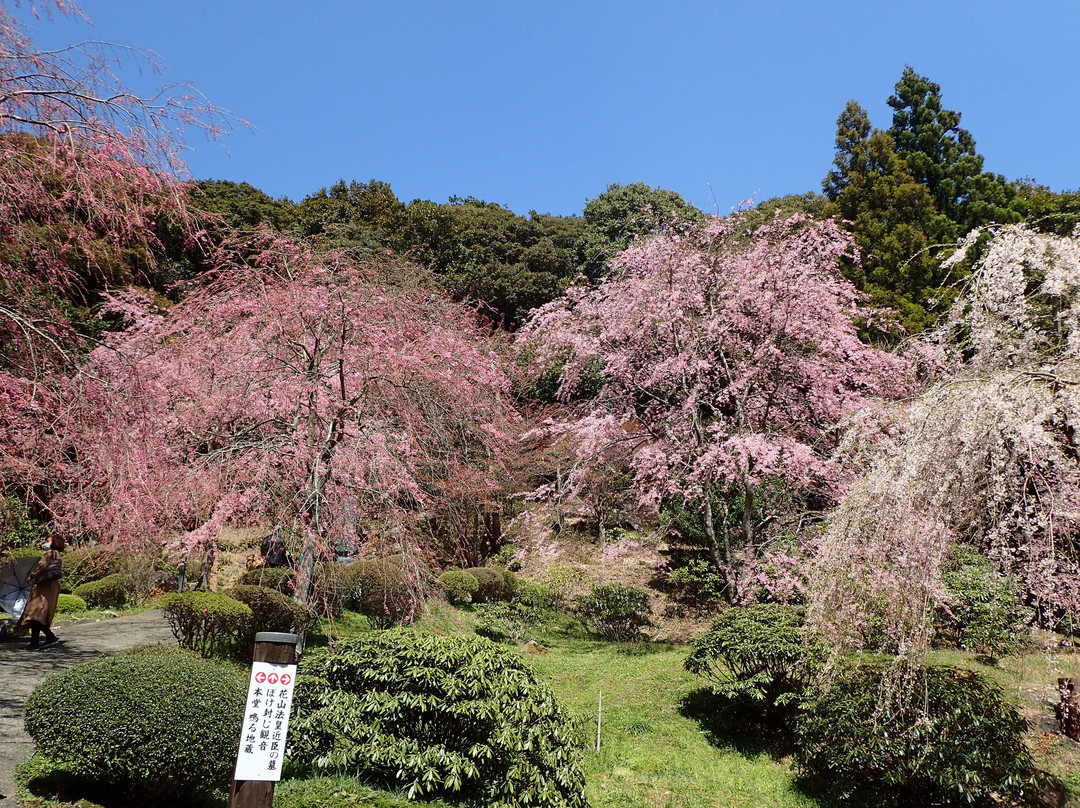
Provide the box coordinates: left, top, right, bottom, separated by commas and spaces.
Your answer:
813, 225, 1080, 652
517, 213, 912, 600
44, 235, 516, 585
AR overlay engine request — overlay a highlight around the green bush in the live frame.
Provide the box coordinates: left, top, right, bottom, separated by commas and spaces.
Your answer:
61, 546, 119, 591
23, 653, 246, 804
0, 496, 46, 551
55, 594, 87, 614
939, 547, 1030, 658
237, 565, 297, 594
346, 559, 422, 627
795, 662, 1041, 807
475, 601, 545, 643
437, 568, 480, 604
667, 557, 727, 604
160, 591, 252, 658
72, 573, 129, 609
289, 632, 586, 808
311, 560, 358, 615
226, 584, 312, 659
465, 566, 513, 602
574, 583, 651, 641
685, 604, 822, 711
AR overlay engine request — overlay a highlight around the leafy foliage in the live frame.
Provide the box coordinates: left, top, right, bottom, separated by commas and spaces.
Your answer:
23, 652, 246, 804
71, 573, 128, 608
794, 662, 1040, 807
438, 568, 480, 604
684, 604, 820, 709
939, 547, 1030, 658
226, 583, 313, 659
54, 593, 86, 613
237, 565, 297, 594
289, 632, 586, 808
474, 601, 545, 643
160, 590, 251, 658
574, 583, 651, 641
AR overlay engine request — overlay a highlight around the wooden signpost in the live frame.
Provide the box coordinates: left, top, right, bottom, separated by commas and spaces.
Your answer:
228, 632, 300, 808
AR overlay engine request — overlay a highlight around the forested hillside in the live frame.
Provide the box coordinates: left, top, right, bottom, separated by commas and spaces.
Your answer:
3, 3, 1080, 807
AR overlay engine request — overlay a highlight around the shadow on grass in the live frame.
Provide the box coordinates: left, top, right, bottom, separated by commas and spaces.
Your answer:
678, 687, 797, 761
18, 754, 226, 808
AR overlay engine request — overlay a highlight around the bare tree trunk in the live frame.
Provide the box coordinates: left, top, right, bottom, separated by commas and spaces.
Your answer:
1059, 678, 1080, 740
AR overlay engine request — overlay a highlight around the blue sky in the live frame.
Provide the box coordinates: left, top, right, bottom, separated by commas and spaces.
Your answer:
21, 1, 1080, 217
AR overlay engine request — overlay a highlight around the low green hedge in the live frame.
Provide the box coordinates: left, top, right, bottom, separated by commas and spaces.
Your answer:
72, 573, 128, 609
226, 584, 312, 659
160, 591, 252, 659
55, 594, 87, 614
437, 568, 480, 604
464, 566, 514, 603
236, 566, 297, 594
23, 653, 246, 804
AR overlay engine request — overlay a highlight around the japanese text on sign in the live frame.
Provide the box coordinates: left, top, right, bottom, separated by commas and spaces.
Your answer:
234, 661, 298, 781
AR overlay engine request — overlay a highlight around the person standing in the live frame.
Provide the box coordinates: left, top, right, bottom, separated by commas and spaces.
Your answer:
20, 535, 65, 649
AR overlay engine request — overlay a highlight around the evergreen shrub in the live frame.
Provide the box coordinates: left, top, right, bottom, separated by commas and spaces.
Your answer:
795, 662, 1040, 807
160, 591, 252, 658
685, 604, 822, 711
939, 547, 1030, 658
345, 559, 420, 627
475, 601, 544, 642
574, 583, 651, 641
61, 546, 118, 591
72, 573, 128, 609
437, 568, 479, 604
289, 632, 586, 808
237, 565, 297, 594
54, 594, 87, 614
23, 653, 246, 804
226, 584, 312, 659
464, 566, 512, 602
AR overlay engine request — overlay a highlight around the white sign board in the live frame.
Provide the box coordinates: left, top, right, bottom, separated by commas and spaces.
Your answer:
234, 661, 298, 781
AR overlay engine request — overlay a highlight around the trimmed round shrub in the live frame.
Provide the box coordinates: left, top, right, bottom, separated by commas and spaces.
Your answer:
465, 566, 511, 603
61, 546, 119, 591
237, 565, 297, 594
475, 601, 544, 643
437, 568, 480, 604
160, 591, 252, 658
312, 560, 358, 615
346, 559, 421, 627
72, 573, 129, 609
55, 594, 87, 614
574, 583, 651, 641
23, 653, 246, 804
795, 662, 1040, 807
226, 584, 312, 659
685, 604, 823, 711
290, 632, 586, 808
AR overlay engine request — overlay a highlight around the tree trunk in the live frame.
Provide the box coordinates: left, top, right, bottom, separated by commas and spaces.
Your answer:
1059, 678, 1080, 741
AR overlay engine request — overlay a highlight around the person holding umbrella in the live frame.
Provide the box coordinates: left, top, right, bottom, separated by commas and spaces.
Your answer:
19, 535, 65, 649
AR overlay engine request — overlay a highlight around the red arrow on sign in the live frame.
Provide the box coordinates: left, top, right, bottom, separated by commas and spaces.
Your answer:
268, 673, 279, 685
255, 672, 267, 684
280, 673, 292, 686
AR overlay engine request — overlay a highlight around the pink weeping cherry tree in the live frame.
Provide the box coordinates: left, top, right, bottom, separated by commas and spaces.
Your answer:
812, 224, 1080, 653
516, 212, 913, 602
46, 232, 518, 601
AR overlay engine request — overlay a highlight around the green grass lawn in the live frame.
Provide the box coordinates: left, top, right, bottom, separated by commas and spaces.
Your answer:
400, 604, 823, 808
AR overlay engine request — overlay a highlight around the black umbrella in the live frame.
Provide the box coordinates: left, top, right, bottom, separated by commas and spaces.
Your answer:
0, 556, 39, 618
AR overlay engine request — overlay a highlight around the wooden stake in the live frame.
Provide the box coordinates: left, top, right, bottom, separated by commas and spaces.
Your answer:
596, 689, 602, 753
228, 632, 298, 808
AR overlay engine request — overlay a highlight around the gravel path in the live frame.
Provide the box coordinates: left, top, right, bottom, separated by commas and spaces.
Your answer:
0, 610, 175, 804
